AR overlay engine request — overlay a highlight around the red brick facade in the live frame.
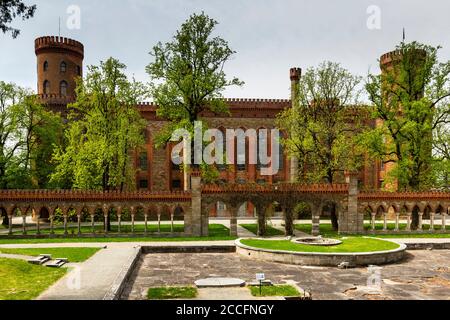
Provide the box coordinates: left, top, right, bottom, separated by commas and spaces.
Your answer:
35, 36, 384, 215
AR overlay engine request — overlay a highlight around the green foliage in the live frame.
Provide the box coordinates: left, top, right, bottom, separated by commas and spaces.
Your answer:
146, 12, 243, 180
365, 41, 450, 190
277, 61, 365, 184
0, 0, 36, 38
50, 58, 147, 191
0, 82, 63, 189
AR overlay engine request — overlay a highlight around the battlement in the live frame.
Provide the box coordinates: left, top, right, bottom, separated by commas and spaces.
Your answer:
36, 94, 76, 105
136, 98, 291, 113
380, 48, 427, 69
35, 36, 84, 58
290, 67, 301, 81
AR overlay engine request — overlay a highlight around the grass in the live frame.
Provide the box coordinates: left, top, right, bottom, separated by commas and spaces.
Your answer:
0, 258, 66, 300
147, 286, 198, 300
0, 247, 101, 262
240, 237, 400, 253
294, 223, 450, 238
249, 285, 300, 297
0, 224, 234, 244
14, 223, 185, 235
240, 224, 285, 236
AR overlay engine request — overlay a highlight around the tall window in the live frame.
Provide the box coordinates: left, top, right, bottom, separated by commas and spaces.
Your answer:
43, 80, 50, 94
60, 61, 67, 73
43, 61, 49, 72
60, 81, 68, 96
139, 152, 148, 171
77, 65, 81, 76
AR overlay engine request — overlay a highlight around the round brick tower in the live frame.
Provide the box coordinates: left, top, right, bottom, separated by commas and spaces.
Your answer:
35, 36, 84, 101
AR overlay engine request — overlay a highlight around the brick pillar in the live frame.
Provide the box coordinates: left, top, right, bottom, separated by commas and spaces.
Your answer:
289, 67, 301, 183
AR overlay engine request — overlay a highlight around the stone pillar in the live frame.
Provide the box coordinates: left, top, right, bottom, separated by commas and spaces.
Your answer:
49, 214, 55, 235
406, 212, 412, 231
117, 214, 122, 233
157, 213, 161, 233
229, 206, 238, 237
91, 214, 95, 234
383, 212, 388, 231
443, 210, 447, 231
77, 214, 82, 235
8, 215, 13, 235
430, 212, 435, 231
312, 207, 321, 237
170, 213, 174, 233
63, 214, 68, 236
22, 215, 27, 235
418, 212, 423, 230
131, 213, 135, 234
371, 213, 376, 231
395, 213, 400, 231
36, 213, 41, 235
104, 214, 109, 235
339, 172, 362, 234
144, 214, 148, 234
190, 171, 203, 237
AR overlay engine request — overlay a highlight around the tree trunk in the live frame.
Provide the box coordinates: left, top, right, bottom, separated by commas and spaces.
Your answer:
284, 208, 294, 236
330, 204, 339, 231
257, 206, 266, 236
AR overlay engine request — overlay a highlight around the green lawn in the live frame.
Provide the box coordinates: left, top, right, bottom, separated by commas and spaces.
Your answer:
240, 237, 400, 253
0, 247, 101, 262
0, 224, 234, 244
0, 258, 66, 300
249, 285, 300, 297
295, 223, 450, 238
147, 286, 198, 300
240, 224, 285, 236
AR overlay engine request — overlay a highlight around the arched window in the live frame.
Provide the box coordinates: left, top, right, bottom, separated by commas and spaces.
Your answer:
60, 81, 68, 96
43, 61, 48, 72
43, 80, 50, 94
60, 61, 67, 73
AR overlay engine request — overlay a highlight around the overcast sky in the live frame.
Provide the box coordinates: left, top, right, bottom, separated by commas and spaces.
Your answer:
1, 0, 449, 99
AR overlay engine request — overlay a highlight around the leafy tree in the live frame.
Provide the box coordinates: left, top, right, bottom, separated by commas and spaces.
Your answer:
364, 41, 450, 191
146, 12, 243, 184
277, 62, 365, 231
0, 0, 36, 38
0, 81, 61, 189
50, 57, 147, 193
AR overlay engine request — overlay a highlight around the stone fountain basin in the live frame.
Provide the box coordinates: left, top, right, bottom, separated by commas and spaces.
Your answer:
291, 237, 342, 246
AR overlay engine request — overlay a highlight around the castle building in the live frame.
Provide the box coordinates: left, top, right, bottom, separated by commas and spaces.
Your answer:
34, 36, 388, 217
